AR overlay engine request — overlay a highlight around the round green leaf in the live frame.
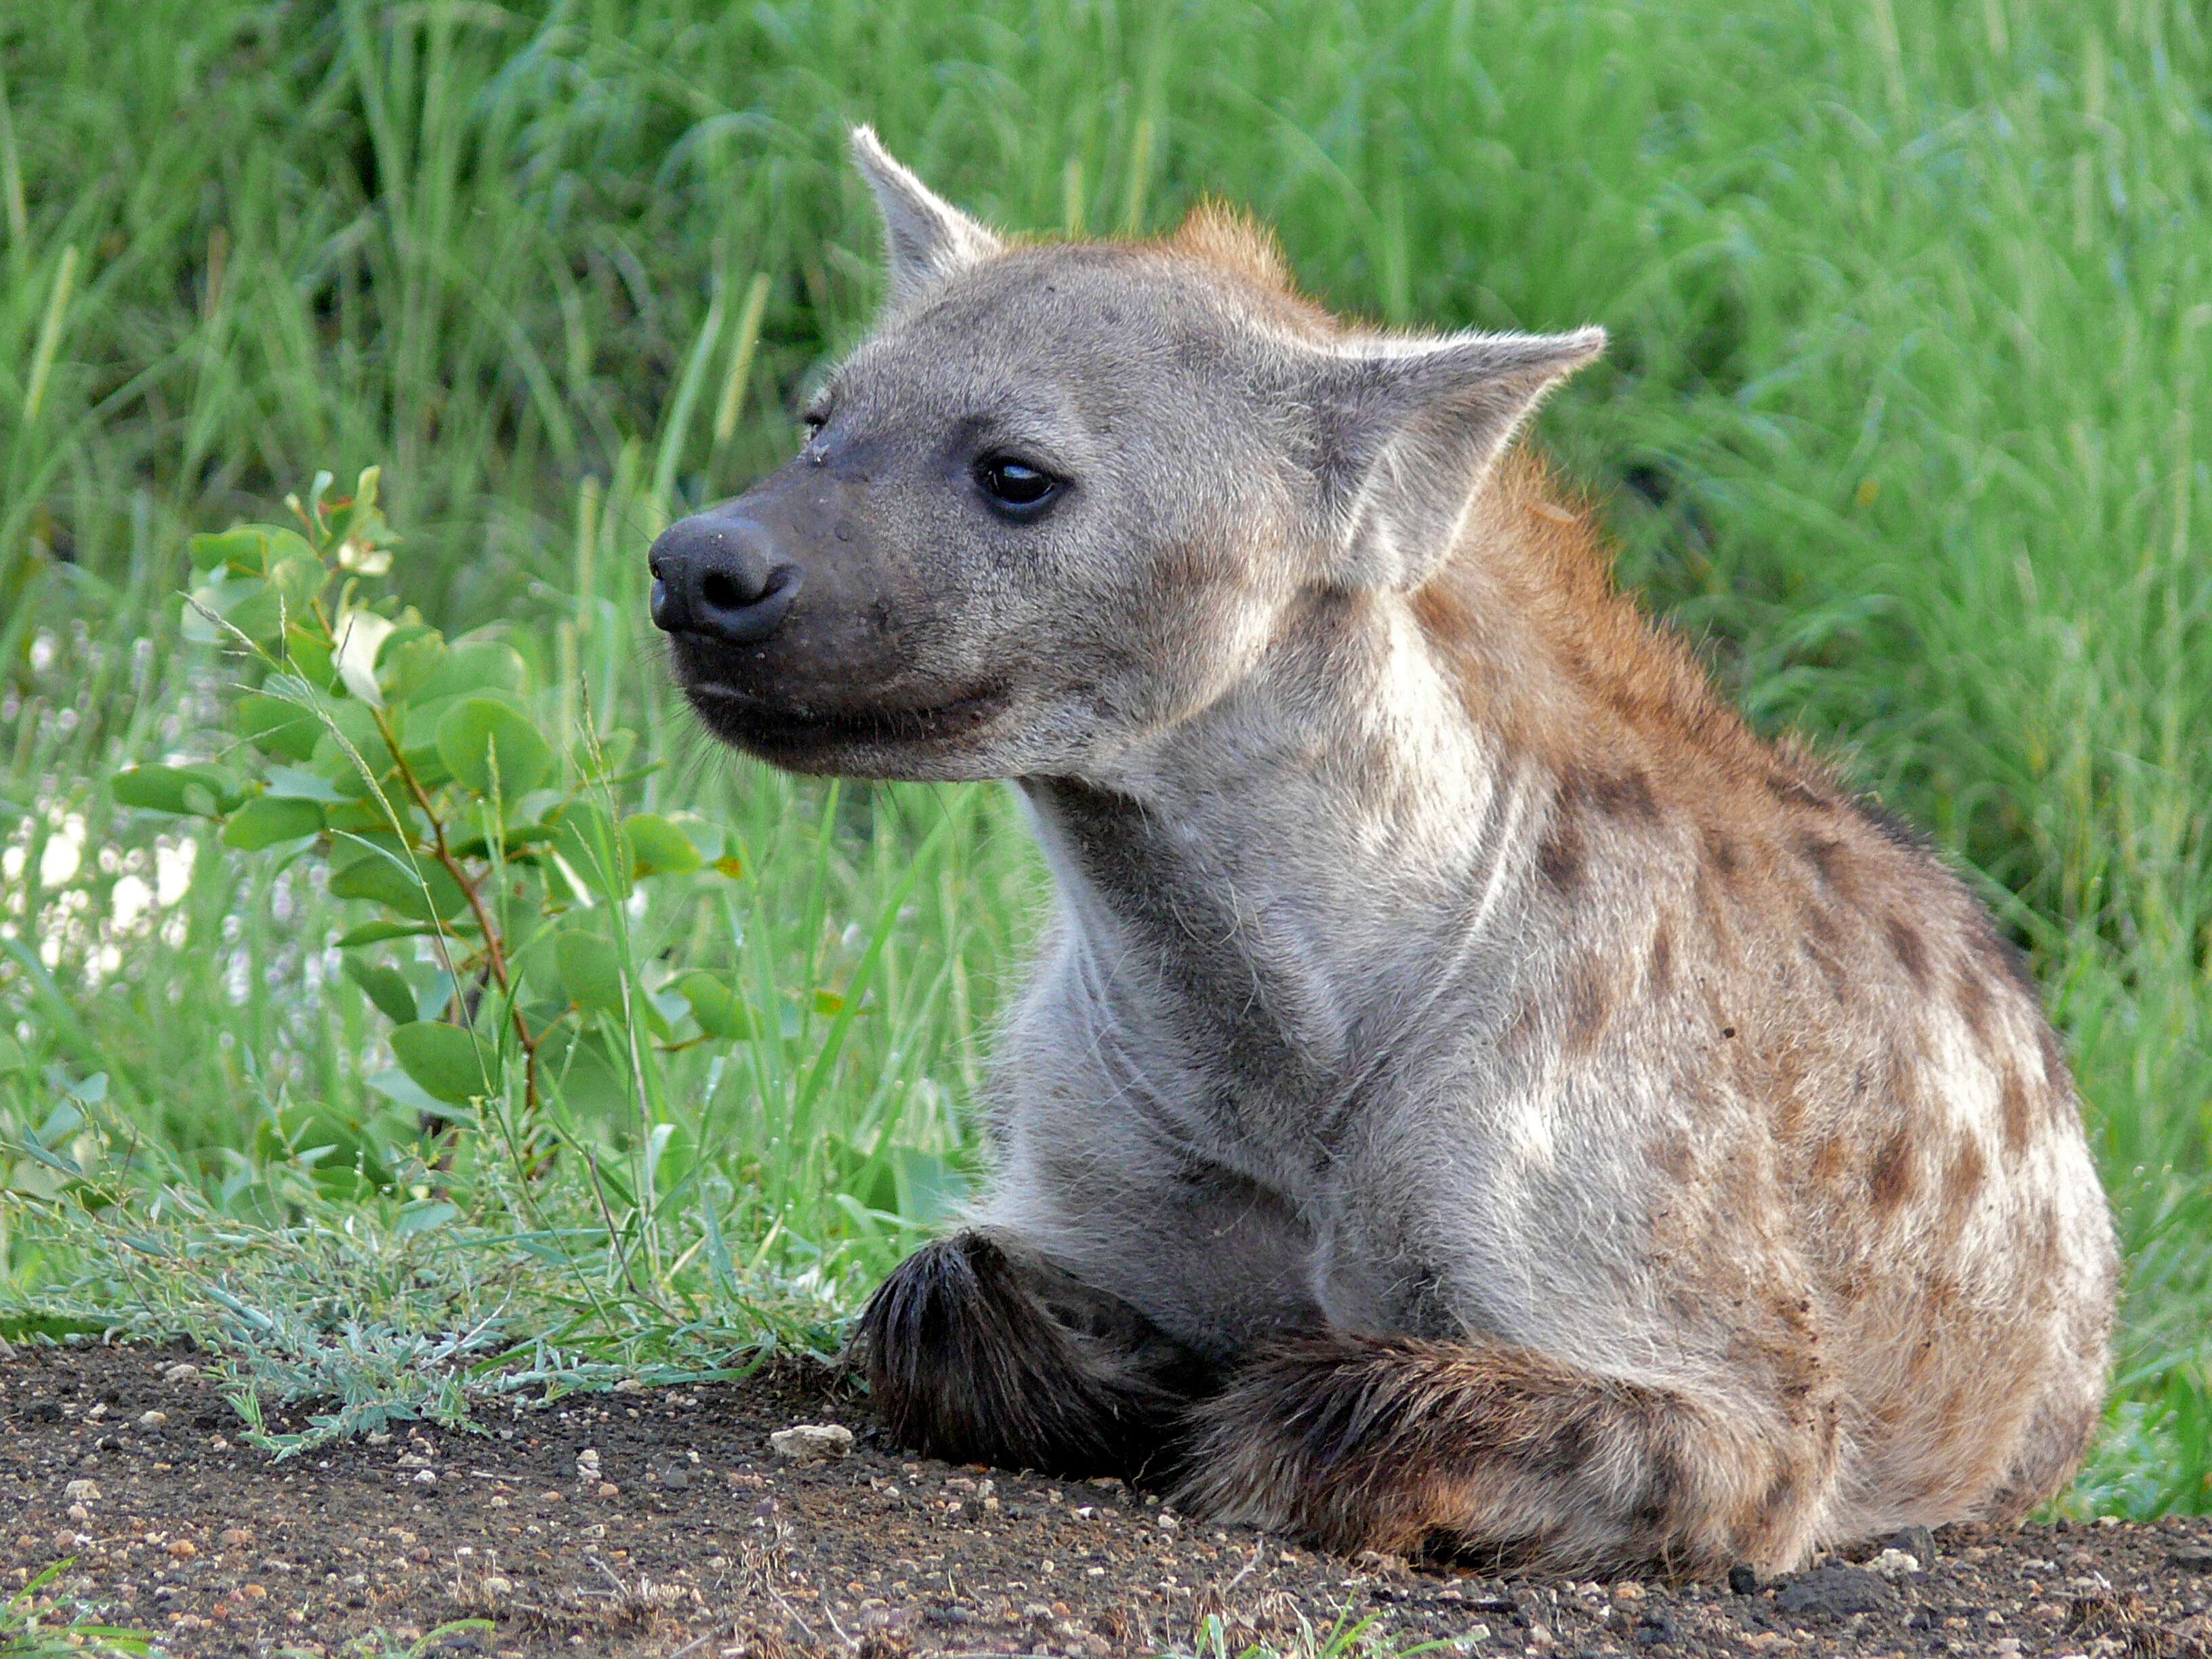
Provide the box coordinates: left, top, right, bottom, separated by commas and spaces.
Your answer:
221, 794, 325, 850
283, 623, 336, 689
412, 637, 528, 703
112, 763, 244, 817
554, 928, 627, 1014
342, 958, 419, 1025
329, 846, 469, 920
388, 1021, 497, 1105
238, 691, 322, 762
375, 626, 449, 704
437, 696, 554, 798
674, 970, 753, 1039
186, 525, 270, 574
309, 699, 396, 790
622, 812, 702, 878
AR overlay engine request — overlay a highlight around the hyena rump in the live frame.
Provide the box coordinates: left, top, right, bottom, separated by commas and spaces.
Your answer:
651, 130, 2117, 1576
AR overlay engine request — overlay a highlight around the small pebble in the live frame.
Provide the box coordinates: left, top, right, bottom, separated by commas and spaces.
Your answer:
64, 1479, 100, 1504
162, 1361, 200, 1384
167, 1539, 198, 1559
1868, 1547, 1922, 1580
769, 1422, 855, 1462
1887, 1523, 1937, 1564
137, 1410, 167, 1428
597, 1481, 621, 1499
1727, 1563, 1760, 1595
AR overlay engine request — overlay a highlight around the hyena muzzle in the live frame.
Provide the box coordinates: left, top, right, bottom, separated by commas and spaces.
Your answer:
649, 129, 2118, 1578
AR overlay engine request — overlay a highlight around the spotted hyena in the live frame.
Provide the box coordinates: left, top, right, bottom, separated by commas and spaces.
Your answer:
648, 129, 2117, 1576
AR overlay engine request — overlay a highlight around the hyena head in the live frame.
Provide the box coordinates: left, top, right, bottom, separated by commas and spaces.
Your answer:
653, 127, 1603, 781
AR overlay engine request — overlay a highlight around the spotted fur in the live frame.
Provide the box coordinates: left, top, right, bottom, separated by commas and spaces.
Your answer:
689, 131, 2118, 1578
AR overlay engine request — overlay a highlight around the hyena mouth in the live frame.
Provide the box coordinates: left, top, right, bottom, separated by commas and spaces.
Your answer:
683, 679, 1012, 754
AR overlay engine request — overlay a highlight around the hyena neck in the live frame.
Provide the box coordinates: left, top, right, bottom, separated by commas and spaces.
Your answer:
1021, 584, 1546, 1100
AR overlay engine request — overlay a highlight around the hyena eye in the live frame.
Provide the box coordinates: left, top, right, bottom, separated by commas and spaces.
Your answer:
974, 455, 1062, 520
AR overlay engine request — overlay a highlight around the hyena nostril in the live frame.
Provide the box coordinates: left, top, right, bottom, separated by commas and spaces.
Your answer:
700, 569, 750, 611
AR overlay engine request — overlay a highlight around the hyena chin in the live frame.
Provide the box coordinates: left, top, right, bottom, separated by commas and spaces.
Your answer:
653, 128, 2117, 1578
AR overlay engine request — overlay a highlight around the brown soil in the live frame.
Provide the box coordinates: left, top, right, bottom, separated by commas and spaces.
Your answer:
5, 1343, 2210, 1659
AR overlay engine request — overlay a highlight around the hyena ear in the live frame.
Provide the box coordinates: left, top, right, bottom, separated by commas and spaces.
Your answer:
1304, 327, 1605, 590
850, 126, 1004, 307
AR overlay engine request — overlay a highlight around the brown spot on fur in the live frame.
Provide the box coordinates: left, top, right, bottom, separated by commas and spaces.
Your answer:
1563, 958, 1614, 1058
1647, 922, 1675, 996
1497, 989, 1544, 1058
1942, 1134, 1988, 1237
1589, 766, 1662, 821
1797, 832, 1851, 896
1954, 968, 1995, 1045
1536, 813, 1586, 895
1998, 1068, 2034, 1158
1809, 1136, 1852, 1189
1885, 916, 1929, 987
1924, 1269, 1961, 1316
1700, 823, 1742, 881
1868, 1128, 1917, 1216
1798, 903, 1849, 1000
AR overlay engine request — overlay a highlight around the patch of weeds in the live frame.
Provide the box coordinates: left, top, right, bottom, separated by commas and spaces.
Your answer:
1172, 1605, 1475, 1659
292, 1623, 494, 1659
0, 1561, 159, 1658
6, 1180, 840, 1457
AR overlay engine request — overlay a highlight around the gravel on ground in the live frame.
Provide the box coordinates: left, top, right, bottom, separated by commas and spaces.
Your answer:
5, 1343, 2210, 1658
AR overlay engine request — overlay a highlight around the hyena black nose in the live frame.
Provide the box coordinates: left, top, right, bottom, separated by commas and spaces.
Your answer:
647, 512, 804, 646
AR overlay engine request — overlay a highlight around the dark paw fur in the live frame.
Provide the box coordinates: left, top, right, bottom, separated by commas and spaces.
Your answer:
852, 1231, 1203, 1479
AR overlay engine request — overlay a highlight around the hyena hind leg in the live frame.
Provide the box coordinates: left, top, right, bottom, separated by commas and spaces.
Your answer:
853, 1229, 1217, 1480
1178, 1332, 1836, 1578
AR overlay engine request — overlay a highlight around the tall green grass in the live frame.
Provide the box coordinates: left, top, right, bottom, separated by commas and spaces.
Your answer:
1, 0, 2205, 1509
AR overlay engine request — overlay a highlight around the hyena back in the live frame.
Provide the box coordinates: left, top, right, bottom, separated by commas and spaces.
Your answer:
650, 129, 2117, 1576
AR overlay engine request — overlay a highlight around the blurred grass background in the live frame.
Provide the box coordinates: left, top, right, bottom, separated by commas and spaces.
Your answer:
0, 0, 2205, 1510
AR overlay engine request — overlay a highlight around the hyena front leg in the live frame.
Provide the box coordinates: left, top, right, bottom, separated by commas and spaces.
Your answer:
853, 1229, 1216, 1479
1180, 1332, 1835, 1577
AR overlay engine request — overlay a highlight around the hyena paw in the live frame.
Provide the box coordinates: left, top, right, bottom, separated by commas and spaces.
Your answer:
853, 1230, 1187, 1477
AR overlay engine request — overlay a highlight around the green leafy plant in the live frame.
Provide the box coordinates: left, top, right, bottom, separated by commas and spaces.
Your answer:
111, 469, 753, 1175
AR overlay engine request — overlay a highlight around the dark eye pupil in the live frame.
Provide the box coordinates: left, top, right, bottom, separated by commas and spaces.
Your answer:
980, 458, 1054, 508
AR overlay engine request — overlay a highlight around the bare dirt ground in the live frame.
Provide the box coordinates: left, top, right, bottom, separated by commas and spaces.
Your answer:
5, 1343, 2211, 1659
